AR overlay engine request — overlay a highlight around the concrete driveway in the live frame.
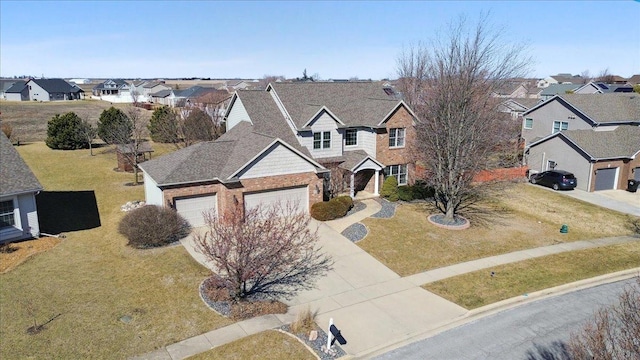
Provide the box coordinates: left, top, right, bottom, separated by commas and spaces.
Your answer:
560, 188, 640, 216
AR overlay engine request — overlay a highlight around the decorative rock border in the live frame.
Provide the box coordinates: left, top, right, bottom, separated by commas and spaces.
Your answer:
341, 223, 368, 243
372, 199, 397, 218
427, 214, 470, 230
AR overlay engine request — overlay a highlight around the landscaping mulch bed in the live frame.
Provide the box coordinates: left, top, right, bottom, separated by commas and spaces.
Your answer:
372, 198, 397, 218
341, 223, 368, 243
199, 278, 287, 321
0, 237, 61, 273
280, 324, 346, 360
346, 201, 366, 216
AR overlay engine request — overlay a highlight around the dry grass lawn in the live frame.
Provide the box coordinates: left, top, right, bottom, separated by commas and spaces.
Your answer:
187, 330, 316, 360
359, 184, 635, 276
0, 100, 152, 142
0, 237, 61, 273
424, 242, 640, 309
0, 142, 231, 359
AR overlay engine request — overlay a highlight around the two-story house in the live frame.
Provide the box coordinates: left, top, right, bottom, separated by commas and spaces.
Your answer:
92, 79, 132, 102
139, 82, 417, 226
522, 93, 640, 191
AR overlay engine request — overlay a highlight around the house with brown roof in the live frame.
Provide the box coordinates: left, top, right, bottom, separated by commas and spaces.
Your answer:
139, 82, 417, 226
0, 133, 43, 242
522, 93, 640, 191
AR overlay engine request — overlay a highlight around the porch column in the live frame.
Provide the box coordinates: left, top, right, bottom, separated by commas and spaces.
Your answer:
374, 170, 380, 195
350, 172, 355, 198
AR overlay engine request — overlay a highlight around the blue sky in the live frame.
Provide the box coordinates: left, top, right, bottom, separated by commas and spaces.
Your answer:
1, 1, 638, 80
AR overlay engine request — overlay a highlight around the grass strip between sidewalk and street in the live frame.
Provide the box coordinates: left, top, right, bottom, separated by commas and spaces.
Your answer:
186, 330, 316, 360
423, 241, 640, 310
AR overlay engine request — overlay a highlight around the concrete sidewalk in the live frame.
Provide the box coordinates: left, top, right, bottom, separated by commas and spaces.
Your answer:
134, 198, 640, 360
545, 186, 640, 216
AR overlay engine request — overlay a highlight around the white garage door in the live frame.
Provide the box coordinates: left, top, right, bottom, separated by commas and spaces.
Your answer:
594, 168, 618, 191
244, 186, 308, 214
635, 167, 640, 181
175, 194, 217, 227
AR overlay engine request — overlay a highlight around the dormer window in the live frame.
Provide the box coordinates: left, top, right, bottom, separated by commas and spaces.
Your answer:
313, 131, 331, 149
389, 128, 405, 148
345, 129, 357, 146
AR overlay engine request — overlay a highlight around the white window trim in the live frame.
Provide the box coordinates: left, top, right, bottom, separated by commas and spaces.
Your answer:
386, 164, 408, 185
0, 196, 22, 238
389, 128, 406, 148
345, 129, 358, 147
552, 121, 568, 134
524, 117, 533, 129
313, 131, 332, 150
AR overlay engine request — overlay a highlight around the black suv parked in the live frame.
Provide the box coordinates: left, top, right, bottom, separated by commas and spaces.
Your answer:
529, 170, 577, 190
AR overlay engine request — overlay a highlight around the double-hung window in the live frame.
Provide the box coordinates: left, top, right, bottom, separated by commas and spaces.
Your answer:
345, 129, 357, 146
552, 121, 568, 133
524, 118, 533, 129
386, 164, 408, 185
313, 131, 331, 150
0, 199, 16, 229
389, 128, 405, 148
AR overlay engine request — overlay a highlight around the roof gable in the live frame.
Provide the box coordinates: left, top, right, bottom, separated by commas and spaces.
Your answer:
523, 94, 640, 125
29, 78, 83, 93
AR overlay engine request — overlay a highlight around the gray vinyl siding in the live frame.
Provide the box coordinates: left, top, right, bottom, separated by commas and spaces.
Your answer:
342, 128, 376, 157
226, 97, 251, 130
18, 193, 39, 238
143, 172, 163, 206
237, 143, 317, 179
28, 82, 50, 102
522, 100, 593, 145
303, 113, 342, 158
527, 136, 591, 191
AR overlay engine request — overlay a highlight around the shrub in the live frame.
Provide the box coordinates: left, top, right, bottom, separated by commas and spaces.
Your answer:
118, 205, 190, 248
45, 112, 89, 150
98, 107, 132, 144
333, 195, 353, 211
381, 176, 399, 201
148, 106, 178, 143
310, 197, 350, 221
397, 186, 414, 201
291, 306, 318, 334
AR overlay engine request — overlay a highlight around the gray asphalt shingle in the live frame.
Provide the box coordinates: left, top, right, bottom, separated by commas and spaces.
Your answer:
562, 126, 640, 159
0, 133, 43, 196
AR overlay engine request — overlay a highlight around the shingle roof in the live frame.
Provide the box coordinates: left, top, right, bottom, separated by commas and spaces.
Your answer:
550, 74, 585, 84
628, 75, 640, 85
561, 126, 640, 159
559, 93, 640, 123
150, 89, 172, 98
506, 97, 542, 110
234, 90, 311, 157
31, 79, 83, 93
139, 122, 318, 186
268, 82, 401, 128
540, 84, 580, 96
0, 133, 43, 196
5, 80, 26, 93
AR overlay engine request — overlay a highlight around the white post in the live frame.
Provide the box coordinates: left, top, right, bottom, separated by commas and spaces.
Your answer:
327, 317, 334, 349
374, 169, 380, 195
350, 173, 355, 198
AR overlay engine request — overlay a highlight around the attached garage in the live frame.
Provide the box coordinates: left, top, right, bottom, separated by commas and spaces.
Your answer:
175, 194, 217, 227
634, 168, 640, 181
594, 168, 618, 191
244, 186, 309, 213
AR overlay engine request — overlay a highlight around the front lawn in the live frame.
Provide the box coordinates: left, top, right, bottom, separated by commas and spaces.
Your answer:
187, 330, 316, 360
424, 242, 640, 309
359, 184, 635, 276
0, 142, 231, 359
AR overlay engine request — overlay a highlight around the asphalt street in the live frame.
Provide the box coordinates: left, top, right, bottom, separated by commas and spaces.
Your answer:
373, 278, 637, 360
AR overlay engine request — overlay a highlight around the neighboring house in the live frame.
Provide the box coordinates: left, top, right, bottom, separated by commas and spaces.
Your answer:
526, 126, 640, 191
520, 93, 640, 146
522, 93, 640, 192
573, 82, 634, 94
4, 80, 28, 101
1, 79, 21, 100
537, 73, 586, 88
69, 78, 91, 84
539, 84, 581, 100
492, 81, 531, 98
140, 82, 417, 226
627, 74, 640, 85
92, 79, 132, 102
0, 133, 43, 242
130, 80, 171, 101
18, 78, 84, 101
499, 98, 543, 119
149, 86, 225, 108
225, 79, 255, 92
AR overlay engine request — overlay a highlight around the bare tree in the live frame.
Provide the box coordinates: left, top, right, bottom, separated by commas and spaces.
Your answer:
580, 70, 592, 84
257, 74, 285, 90
568, 277, 640, 359
194, 202, 333, 301
596, 68, 616, 83
399, 14, 530, 222
78, 118, 97, 156
324, 163, 349, 199
105, 104, 149, 185
396, 43, 430, 108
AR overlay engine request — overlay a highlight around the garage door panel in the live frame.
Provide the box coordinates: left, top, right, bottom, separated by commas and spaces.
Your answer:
175, 194, 217, 227
635, 167, 640, 181
244, 186, 308, 214
594, 168, 617, 191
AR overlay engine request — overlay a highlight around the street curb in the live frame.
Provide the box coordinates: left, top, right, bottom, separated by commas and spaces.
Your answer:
359, 268, 640, 359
